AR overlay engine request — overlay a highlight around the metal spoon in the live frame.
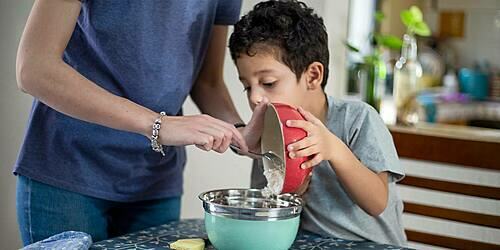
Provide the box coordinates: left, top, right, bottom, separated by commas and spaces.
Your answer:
229, 144, 284, 170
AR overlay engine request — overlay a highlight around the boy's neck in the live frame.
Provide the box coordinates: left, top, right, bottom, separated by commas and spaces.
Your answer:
304, 91, 328, 124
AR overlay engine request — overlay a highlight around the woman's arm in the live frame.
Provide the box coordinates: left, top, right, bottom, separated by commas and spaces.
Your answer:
191, 25, 271, 153
17, 0, 244, 152
190, 25, 242, 125
17, 0, 156, 137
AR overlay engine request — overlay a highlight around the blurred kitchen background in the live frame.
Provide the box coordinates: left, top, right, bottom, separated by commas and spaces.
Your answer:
1, 0, 498, 249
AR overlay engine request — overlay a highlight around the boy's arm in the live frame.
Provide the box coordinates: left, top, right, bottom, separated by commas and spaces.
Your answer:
325, 141, 389, 216
286, 107, 389, 216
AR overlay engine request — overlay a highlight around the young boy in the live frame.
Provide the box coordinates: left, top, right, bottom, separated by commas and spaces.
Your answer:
229, 0, 407, 246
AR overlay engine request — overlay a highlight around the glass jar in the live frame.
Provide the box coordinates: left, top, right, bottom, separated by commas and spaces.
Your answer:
393, 34, 422, 125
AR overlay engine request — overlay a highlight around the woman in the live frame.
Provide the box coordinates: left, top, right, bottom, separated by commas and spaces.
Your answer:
14, 0, 265, 245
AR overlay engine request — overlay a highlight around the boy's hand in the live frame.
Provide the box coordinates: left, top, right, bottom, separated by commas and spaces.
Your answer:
286, 107, 340, 169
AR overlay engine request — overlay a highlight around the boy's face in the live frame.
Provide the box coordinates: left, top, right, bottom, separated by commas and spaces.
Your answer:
236, 52, 309, 111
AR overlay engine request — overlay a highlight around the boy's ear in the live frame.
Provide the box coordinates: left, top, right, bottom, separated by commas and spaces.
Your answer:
304, 62, 324, 90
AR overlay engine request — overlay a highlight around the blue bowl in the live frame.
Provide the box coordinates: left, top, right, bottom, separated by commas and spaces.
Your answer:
205, 212, 299, 250
458, 68, 489, 100
199, 189, 302, 250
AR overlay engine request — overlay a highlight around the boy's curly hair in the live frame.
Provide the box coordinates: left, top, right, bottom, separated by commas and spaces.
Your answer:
229, 0, 329, 88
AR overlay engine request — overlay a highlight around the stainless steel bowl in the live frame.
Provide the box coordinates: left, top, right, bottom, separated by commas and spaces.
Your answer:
199, 188, 303, 221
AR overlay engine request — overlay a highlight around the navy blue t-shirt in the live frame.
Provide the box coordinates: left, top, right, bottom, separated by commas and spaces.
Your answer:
14, 0, 242, 202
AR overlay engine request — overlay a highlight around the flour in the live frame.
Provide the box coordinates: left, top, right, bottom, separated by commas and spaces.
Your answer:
262, 167, 284, 196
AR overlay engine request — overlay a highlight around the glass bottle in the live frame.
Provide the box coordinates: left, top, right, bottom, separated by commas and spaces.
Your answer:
393, 34, 422, 125
363, 60, 386, 112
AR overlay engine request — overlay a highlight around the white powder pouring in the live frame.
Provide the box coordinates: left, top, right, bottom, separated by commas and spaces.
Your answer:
262, 167, 285, 197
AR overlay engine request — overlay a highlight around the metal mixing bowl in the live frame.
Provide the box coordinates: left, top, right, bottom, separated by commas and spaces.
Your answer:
199, 189, 303, 250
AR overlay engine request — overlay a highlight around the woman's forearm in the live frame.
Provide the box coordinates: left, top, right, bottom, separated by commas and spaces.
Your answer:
17, 58, 156, 138
189, 25, 243, 125
190, 79, 243, 125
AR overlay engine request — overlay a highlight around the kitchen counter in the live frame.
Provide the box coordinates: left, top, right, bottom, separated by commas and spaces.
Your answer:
388, 122, 500, 170
388, 122, 500, 144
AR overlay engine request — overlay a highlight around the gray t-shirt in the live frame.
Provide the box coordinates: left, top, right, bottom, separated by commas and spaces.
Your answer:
251, 96, 407, 246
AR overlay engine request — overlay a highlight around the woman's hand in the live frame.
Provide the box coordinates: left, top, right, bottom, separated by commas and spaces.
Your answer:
286, 107, 341, 169
160, 114, 247, 153
239, 98, 269, 154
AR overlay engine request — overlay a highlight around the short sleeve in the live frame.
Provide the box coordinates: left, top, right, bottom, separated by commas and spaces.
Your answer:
214, 0, 242, 25
347, 104, 405, 182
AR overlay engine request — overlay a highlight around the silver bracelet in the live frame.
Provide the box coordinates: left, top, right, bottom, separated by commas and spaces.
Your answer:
151, 111, 166, 156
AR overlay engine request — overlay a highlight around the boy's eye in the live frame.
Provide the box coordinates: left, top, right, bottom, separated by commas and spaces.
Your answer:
262, 81, 276, 87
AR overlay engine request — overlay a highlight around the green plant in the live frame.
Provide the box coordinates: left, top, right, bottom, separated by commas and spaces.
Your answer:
400, 6, 431, 36
345, 6, 431, 111
346, 6, 430, 64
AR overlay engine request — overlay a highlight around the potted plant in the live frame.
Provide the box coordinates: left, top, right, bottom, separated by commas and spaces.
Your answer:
346, 6, 430, 113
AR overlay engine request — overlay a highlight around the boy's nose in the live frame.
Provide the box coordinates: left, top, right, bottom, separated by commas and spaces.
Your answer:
249, 91, 265, 107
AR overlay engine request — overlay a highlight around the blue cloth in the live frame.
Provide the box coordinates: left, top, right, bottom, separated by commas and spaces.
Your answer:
21, 231, 92, 250
17, 175, 181, 246
13, 1, 242, 202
